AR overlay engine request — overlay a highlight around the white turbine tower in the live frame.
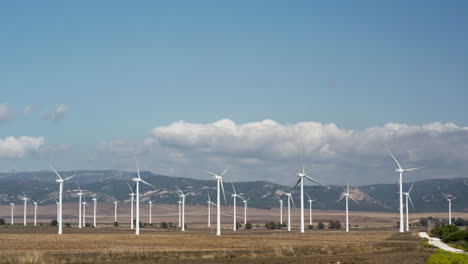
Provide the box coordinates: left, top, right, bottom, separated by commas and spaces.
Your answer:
285, 192, 295, 231
32, 200, 38, 226
292, 153, 320, 233
56, 200, 59, 223
76, 183, 83, 228
403, 184, 415, 231
231, 183, 244, 231
21, 192, 28, 226
92, 195, 99, 228
207, 193, 216, 227
127, 182, 135, 229
203, 169, 227, 236
132, 160, 156, 235
336, 181, 358, 232
50, 165, 77, 235
305, 193, 316, 226
82, 197, 87, 227
176, 187, 186, 231
177, 200, 181, 227
386, 148, 423, 233
279, 199, 283, 225
443, 193, 456, 225
10, 203, 14, 225
242, 197, 250, 226
113, 198, 119, 223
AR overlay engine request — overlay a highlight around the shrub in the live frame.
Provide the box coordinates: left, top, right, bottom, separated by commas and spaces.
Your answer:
255, 224, 261, 229
426, 249, 468, 264
328, 220, 341, 229
65, 223, 71, 228
245, 223, 253, 229
265, 221, 277, 230
113, 221, 119, 227
0, 218, 5, 225
444, 230, 468, 243
236, 222, 242, 229
308, 224, 314, 230
431, 225, 460, 241
50, 220, 58, 226
276, 222, 283, 229
318, 222, 325, 229
160, 222, 168, 228
85, 223, 91, 227
454, 218, 466, 227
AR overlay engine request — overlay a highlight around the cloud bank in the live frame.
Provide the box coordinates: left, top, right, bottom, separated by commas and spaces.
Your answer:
0, 104, 15, 123
0, 136, 45, 158
95, 119, 468, 185
40, 104, 67, 122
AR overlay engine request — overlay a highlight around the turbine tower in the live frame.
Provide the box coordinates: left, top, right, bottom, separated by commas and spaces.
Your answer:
203, 169, 227, 236
127, 182, 135, 229
292, 153, 319, 233
207, 193, 216, 227
386, 148, 423, 233
443, 193, 456, 225
132, 160, 156, 235
177, 200, 181, 227
148, 200, 152, 225
92, 195, 99, 228
32, 200, 38, 226
113, 198, 118, 223
231, 183, 244, 231
336, 181, 358, 232
82, 196, 87, 227
403, 184, 415, 231
176, 187, 186, 231
285, 192, 295, 231
242, 197, 250, 226
76, 182, 83, 228
21, 192, 28, 226
10, 203, 14, 225
50, 165, 77, 235
305, 193, 316, 226
279, 199, 283, 225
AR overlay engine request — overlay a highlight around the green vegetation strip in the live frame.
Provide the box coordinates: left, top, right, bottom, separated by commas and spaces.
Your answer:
426, 249, 468, 264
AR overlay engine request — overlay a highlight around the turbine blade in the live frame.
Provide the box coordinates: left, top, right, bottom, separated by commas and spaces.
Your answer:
452, 197, 457, 201
76, 182, 82, 192
305, 192, 311, 200
305, 175, 320, 185
127, 182, 133, 192
408, 194, 415, 209
408, 184, 414, 193
290, 195, 296, 208
49, 165, 63, 180
135, 159, 141, 179
220, 179, 227, 204
203, 170, 217, 177
349, 195, 359, 204
175, 186, 184, 195
64, 173, 77, 181
393, 176, 400, 197
221, 168, 228, 176
442, 193, 449, 199
336, 195, 345, 203
386, 147, 402, 170
231, 183, 237, 195
292, 178, 301, 190
207, 193, 211, 202
141, 179, 156, 189
405, 167, 424, 172
300, 150, 305, 174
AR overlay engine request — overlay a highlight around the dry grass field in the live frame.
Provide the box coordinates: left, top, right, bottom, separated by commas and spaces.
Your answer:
1, 203, 467, 263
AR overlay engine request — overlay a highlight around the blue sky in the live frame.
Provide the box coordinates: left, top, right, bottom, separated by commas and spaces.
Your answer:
1, 1, 467, 184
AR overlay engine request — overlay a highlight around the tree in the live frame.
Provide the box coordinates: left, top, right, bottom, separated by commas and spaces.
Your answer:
245, 223, 253, 230
236, 222, 242, 229
114, 221, 119, 227
328, 221, 335, 229
51, 220, 58, 226
454, 218, 466, 227
255, 224, 261, 230
160, 222, 168, 228
308, 224, 314, 230
265, 221, 277, 230
65, 223, 71, 228
333, 220, 341, 229
0, 219, 5, 225
318, 222, 325, 229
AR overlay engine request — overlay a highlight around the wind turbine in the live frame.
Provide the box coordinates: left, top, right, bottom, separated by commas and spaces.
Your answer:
403, 184, 415, 231
279, 199, 283, 225
177, 200, 181, 227
336, 181, 358, 232
207, 193, 216, 227
132, 160, 156, 235
50, 165, 77, 235
176, 187, 186, 231
386, 148, 423, 233
10, 203, 14, 225
305, 192, 316, 226
92, 195, 99, 228
231, 183, 244, 231
442, 193, 456, 225
76, 182, 83, 228
127, 182, 135, 229
113, 198, 118, 223
21, 191, 28, 226
242, 197, 250, 226
285, 192, 295, 231
203, 169, 227, 236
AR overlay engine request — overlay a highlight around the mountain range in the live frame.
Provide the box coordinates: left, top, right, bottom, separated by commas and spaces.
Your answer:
0, 170, 467, 213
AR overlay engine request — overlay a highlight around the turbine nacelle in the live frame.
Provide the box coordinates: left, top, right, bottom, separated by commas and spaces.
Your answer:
131, 178, 140, 182
56, 179, 64, 183
395, 168, 404, 173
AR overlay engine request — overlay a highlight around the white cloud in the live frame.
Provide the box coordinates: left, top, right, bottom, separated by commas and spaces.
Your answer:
0, 136, 45, 158
40, 104, 67, 122
0, 104, 15, 123
95, 119, 468, 185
